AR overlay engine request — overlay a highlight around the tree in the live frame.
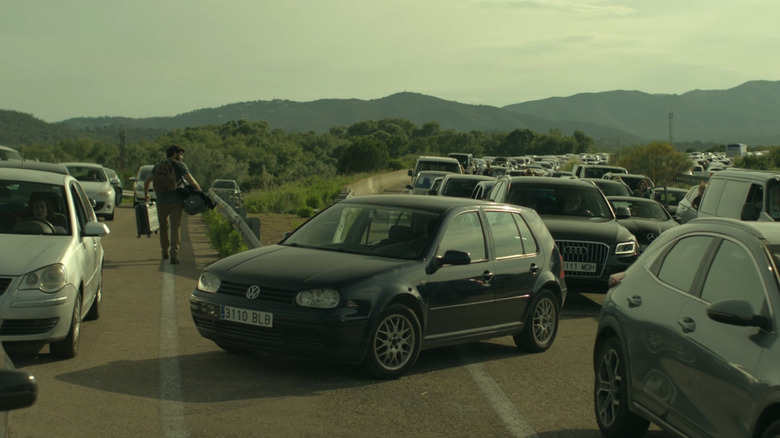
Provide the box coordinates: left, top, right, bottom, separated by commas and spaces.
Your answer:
613, 142, 691, 186
337, 138, 389, 174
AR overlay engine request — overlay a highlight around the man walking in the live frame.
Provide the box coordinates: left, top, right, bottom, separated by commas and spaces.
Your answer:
144, 144, 202, 264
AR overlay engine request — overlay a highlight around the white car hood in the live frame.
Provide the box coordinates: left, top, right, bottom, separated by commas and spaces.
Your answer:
0, 235, 70, 276
79, 181, 110, 196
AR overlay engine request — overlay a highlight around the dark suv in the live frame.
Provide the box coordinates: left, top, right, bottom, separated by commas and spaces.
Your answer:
485, 176, 638, 291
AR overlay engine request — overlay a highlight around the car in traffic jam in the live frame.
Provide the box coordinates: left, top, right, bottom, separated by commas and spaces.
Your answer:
594, 218, 780, 438
190, 194, 567, 379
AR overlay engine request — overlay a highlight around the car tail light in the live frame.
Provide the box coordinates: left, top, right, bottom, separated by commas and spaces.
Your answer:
608, 272, 626, 288
555, 247, 565, 279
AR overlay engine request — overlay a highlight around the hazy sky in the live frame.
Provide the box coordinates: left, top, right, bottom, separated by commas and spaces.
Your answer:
3, 0, 780, 122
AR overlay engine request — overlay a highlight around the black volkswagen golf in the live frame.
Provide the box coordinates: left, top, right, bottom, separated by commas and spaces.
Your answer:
190, 195, 566, 379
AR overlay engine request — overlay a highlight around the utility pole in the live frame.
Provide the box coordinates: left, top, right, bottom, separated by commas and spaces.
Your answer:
668, 111, 674, 146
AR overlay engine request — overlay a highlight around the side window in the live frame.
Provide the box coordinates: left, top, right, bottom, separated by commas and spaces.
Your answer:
486, 211, 523, 258
701, 240, 766, 312
70, 183, 91, 231
741, 184, 764, 221
657, 236, 714, 293
714, 180, 750, 219
436, 211, 486, 262
490, 180, 507, 202
513, 214, 538, 254
699, 178, 725, 215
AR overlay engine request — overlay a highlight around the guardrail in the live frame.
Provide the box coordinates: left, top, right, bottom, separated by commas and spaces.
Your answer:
206, 189, 261, 249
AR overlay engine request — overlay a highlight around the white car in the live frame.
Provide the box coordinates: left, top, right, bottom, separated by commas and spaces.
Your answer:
130, 164, 155, 206
0, 167, 110, 357
62, 162, 116, 221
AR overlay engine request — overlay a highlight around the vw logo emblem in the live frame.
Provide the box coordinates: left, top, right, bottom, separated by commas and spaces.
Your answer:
245, 285, 261, 300
646, 232, 658, 241
564, 246, 588, 256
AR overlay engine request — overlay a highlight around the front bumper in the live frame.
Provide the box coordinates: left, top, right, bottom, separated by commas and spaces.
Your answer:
189, 293, 371, 364
0, 283, 77, 342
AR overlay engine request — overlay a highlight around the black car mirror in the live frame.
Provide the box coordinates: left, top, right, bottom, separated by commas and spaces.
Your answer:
615, 206, 631, 219
429, 250, 471, 273
0, 370, 36, 412
706, 299, 771, 330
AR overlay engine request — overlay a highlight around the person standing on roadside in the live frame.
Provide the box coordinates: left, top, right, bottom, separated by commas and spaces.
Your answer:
144, 144, 202, 264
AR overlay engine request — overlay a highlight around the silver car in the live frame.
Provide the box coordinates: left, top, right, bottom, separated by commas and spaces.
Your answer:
0, 167, 109, 357
62, 162, 116, 221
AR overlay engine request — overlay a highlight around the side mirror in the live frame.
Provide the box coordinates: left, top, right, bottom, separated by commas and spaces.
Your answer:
615, 206, 631, 219
405, 185, 413, 190
407, 169, 413, 177
429, 250, 471, 273
707, 299, 771, 330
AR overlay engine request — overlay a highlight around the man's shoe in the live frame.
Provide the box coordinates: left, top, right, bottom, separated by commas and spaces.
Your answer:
162, 252, 169, 260
170, 257, 180, 265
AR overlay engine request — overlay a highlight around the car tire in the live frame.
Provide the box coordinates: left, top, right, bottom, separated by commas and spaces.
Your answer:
513, 289, 558, 352
106, 212, 115, 221
761, 419, 780, 438
594, 337, 650, 438
85, 279, 101, 321
50, 293, 81, 358
362, 304, 421, 379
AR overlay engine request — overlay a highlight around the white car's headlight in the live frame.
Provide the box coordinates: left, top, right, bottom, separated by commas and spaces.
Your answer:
197, 272, 221, 293
296, 289, 340, 309
99, 189, 113, 198
21, 264, 68, 293
615, 240, 637, 255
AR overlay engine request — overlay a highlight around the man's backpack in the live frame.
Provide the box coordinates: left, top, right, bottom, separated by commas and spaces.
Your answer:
152, 159, 178, 195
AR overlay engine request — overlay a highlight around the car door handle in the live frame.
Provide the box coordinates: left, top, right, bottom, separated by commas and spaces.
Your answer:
678, 317, 696, 333
529, 263, 540, 274
627, 296, 642, 307
481, 271, 494, 284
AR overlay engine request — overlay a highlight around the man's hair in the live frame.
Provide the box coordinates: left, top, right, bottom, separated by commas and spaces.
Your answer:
166, 144, 185, 158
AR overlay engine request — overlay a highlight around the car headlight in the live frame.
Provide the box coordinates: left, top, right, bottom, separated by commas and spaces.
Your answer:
296, 289, 340, 309
197, 272, 221, 293
615, 240, 637, 255
99, 189, 113, 198
20, 264, 68, 293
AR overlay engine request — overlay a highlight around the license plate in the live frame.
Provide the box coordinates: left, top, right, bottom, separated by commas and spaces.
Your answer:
563, 262, 597, 273
220, 306, 273, 328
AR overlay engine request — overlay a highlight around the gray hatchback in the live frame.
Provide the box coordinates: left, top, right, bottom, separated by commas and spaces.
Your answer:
594, 217, 780, 438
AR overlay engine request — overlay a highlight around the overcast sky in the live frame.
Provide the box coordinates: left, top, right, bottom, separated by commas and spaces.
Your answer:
3, 0, 779, 122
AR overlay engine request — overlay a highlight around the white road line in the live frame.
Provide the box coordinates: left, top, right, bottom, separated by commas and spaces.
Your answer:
159, 263, 189, 438
464, 359, 539, 438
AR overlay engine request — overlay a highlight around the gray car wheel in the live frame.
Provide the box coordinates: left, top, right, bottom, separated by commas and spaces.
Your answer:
362, 304, 421, 379
50, 293, 81, 358
513, 289, 558, 352
594, 337, 650, 438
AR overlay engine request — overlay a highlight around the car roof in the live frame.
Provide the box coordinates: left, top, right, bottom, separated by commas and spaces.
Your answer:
684, 217, 780, 245
0, 160, 69, 175
506, 176, 600, 189
341, 194, 508, 213
61, 162, 105, 168
606, 196, 658, 203
441, 174, 495, 181
0, 167, 71, 184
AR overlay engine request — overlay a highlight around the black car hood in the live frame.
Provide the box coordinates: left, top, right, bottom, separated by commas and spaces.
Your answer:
541, 215, 634, 243
207, 244, 416, 290
618, 218, 677, 243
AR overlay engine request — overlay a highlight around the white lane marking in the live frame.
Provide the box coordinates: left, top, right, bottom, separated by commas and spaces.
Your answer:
159, 263, 189, 438
465, 359, 539, 438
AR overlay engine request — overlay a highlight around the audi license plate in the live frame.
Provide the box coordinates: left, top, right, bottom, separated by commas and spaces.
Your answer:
220, 306, 273, 328
563, 262, 597, 273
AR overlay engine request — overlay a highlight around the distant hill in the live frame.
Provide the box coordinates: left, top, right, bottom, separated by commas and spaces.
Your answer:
503, 80, 780, 146
3, 80, 780, 148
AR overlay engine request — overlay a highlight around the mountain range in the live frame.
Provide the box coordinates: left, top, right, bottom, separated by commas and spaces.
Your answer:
3, 80, 780, 148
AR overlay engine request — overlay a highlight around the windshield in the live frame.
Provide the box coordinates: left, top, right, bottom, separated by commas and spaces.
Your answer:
506, 185, 613, 218
283, 202, 440, 260
67, 166, 107, 183
610, 199, 669, 220
0, 180, 70, 235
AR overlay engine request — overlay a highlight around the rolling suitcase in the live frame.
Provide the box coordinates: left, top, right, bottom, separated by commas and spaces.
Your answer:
135, 202, 159, 238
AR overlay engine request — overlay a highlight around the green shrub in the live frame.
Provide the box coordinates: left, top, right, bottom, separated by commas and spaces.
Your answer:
296, 206, 314, 218
202, 209, 249, 257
